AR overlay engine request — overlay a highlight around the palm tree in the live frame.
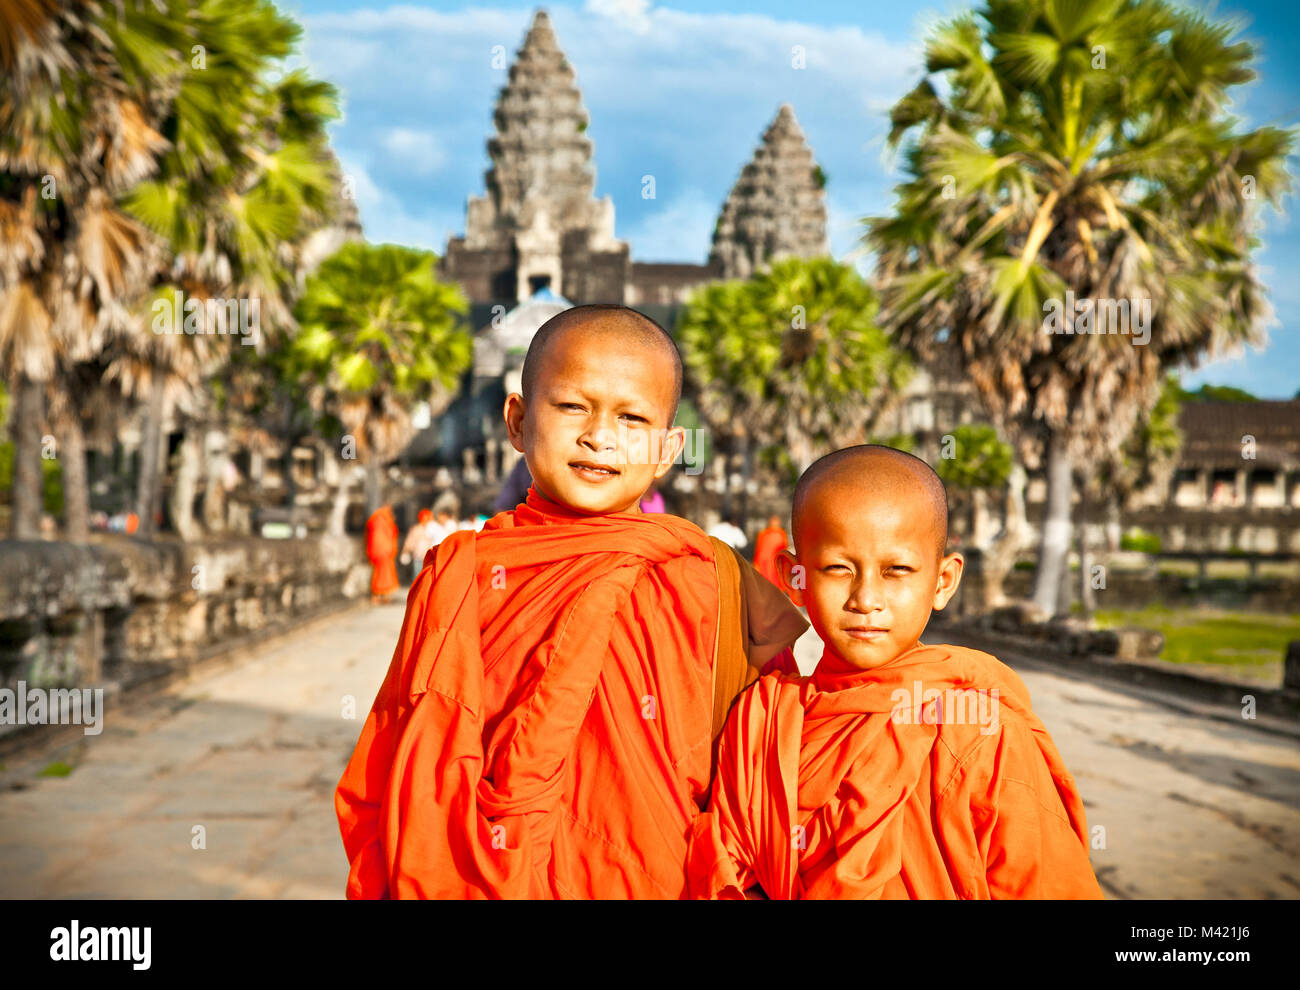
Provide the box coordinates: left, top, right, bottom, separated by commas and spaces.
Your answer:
679, 256, 912, 497
0, 0, 170, 538
114, 4, 340, 536
866, 0, 1293, 616
283, 242, 472, 523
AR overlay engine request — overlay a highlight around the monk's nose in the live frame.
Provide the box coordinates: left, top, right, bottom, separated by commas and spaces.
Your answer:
579, 416, 618, 452
846, 576, 885, 614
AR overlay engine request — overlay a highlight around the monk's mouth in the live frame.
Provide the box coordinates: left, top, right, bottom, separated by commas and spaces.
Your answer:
569, 461, 621, 482
844, 628, 889, 640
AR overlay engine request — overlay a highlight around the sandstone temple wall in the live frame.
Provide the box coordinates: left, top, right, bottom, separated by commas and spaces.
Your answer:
0, 537, 371, 738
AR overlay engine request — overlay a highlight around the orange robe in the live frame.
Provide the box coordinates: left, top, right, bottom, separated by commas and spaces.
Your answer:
751, 525, 788, 588
365, 507, 400, 597
336, 487, 723, 898
687, 642, 1103, 899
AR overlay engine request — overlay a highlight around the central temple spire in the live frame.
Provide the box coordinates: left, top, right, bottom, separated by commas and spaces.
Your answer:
447, 9, 624, 304
484, 9, 595, 217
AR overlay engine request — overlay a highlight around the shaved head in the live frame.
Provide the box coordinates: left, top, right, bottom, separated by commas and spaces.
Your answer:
521, 304, 683, 419
792, 445, 949, 560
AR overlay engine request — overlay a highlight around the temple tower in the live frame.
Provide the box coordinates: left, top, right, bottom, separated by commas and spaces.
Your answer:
709, 103, 830, 279
440, 10, 628, 304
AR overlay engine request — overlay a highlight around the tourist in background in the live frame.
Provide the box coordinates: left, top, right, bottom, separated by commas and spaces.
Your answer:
400, 509, 436, 584
494, 458, 532, 513
639, 481, 665, 514
707, 513, 748, 551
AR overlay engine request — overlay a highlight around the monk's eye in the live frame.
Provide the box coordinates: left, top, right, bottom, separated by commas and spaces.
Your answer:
822, 564, 850, 574
619, 413, 648, 422
557, 402, 585, 412
886, 566, 914, 575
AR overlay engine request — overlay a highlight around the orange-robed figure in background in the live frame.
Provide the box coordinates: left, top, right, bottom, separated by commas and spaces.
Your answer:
752, 515, 788, 588
687, 445, 1103, 900
365, 506, 400, 603
336, 305, 806, 899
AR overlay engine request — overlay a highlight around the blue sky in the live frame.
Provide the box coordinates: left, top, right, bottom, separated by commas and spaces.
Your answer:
282, 0, 1300, 398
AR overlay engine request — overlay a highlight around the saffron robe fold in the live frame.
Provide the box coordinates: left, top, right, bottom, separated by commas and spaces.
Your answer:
365, 507, 400, 597
336, 487, 802, 899
687, 642, 1104, 900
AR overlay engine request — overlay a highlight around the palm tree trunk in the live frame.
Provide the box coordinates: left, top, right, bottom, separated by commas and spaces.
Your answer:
329, 461, 353, 535
1031, 429, 1073, 616
11, 373, 45, 540
283, 441, 298, 532
971, 488, 992, 549
1056, 537, 1074, 616
364, 460, 383, 514
60, 411, 90, 542
1078, 480, 1095, 617
787, 410, 815, 476
984, 462, 1029, 608
201, 427, 228, 534
171, 428, 202, 542
135, 373, 166, 535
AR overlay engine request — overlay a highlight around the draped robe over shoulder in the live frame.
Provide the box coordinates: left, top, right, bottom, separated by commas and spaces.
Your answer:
336, 487, 722, 899
687, 642, 1104, 900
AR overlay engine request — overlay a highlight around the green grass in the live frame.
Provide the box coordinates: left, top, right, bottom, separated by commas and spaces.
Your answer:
1093, 604, 1300, 667
38, 761, 73, 778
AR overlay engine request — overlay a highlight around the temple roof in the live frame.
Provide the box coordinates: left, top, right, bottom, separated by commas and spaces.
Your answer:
1176, 400, 1300, 470
472, 284, 573, 378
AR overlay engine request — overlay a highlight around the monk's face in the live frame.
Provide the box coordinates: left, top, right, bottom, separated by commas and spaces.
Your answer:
779, 479, 962, 671
504, 321, 684, 515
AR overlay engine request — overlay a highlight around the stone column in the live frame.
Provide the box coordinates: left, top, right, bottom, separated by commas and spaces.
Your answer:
462, 448, 482, 486
1284, 641, 1300, 691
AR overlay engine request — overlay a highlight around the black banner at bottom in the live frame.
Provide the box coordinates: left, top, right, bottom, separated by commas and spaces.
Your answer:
2, 898, 1279, 977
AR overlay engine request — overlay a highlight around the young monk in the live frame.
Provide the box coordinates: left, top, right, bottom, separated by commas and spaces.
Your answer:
687, 445, 1103, 899
336, 304, 807, 899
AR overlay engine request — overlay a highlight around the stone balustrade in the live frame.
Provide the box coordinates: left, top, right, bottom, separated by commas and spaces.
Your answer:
0, 536, 371, 722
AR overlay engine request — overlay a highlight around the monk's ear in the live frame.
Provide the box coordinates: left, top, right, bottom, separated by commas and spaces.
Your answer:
776, 549, 806, 607
932, 552, 964, 611
650, 425, 685, 480
504, 393, 526, 453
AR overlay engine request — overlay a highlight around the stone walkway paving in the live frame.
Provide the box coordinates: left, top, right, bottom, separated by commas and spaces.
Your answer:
1, 604, 1296, 898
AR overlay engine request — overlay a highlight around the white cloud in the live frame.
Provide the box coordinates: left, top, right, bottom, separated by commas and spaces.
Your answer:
620, 187, 717, 262
380, 127, 447, 176
584, 0, 654, 34
334, 154, 458, 252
